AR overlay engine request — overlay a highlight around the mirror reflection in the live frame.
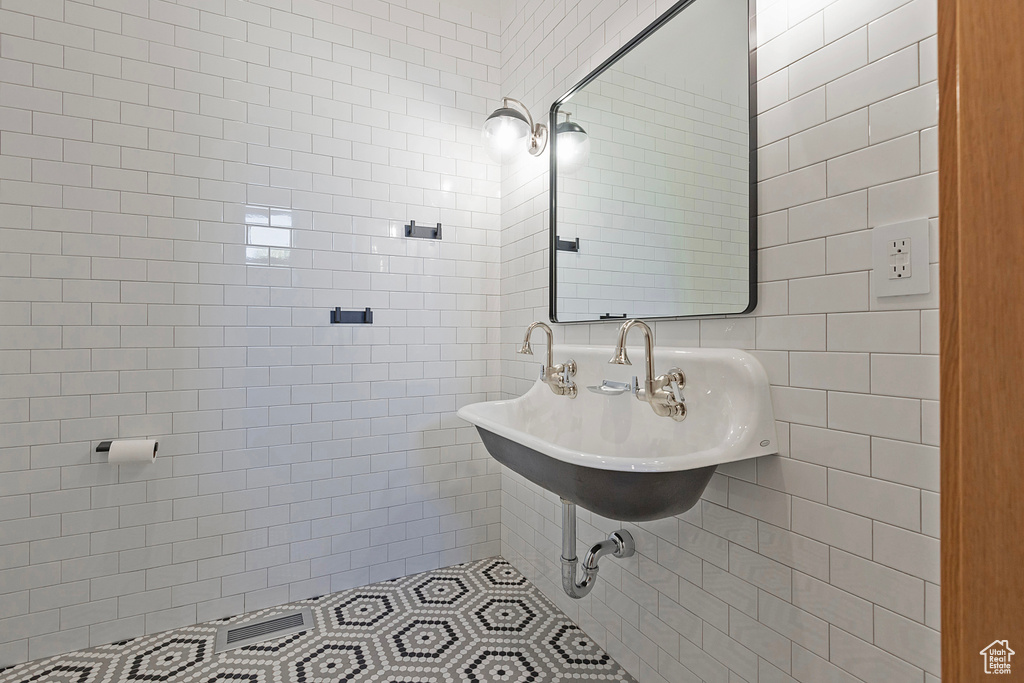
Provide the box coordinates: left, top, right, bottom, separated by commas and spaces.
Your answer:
550, 0, 754, 322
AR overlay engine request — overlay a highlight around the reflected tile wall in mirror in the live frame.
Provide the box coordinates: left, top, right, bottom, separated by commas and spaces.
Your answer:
551, 0, 754, 322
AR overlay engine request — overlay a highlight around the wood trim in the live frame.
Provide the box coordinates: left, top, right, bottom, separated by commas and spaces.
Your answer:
940, 1, 1024, 680
938, 0, 961, 677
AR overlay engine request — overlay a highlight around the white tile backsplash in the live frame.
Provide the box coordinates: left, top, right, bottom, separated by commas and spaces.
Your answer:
789, 26, 866, 98
499, 1, 939, 682
757, 88, 826, 147
788, 107, 868, 170
826, 131, 919, 195
866, 0, 937, 62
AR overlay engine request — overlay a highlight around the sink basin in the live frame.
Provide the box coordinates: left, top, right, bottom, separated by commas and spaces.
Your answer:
457, 344, 777, 521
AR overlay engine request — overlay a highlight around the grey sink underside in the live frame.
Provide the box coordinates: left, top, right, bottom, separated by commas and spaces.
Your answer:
477, 427, 716, 522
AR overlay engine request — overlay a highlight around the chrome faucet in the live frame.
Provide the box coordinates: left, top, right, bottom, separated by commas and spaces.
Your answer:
518, 321, 577, 398
609, 319, 686, 420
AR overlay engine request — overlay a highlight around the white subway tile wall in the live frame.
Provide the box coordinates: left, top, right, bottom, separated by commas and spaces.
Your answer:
499, 3, 939, 683
555, 68, 750, 319
0, 0, 504, 667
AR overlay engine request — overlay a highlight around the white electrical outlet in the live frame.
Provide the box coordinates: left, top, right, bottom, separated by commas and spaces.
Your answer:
889, 238, 911, 279
873, 219, 930, 297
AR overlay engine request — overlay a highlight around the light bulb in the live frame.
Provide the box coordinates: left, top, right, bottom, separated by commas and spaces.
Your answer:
483, 108, 531, 162
556, 119, 590, 174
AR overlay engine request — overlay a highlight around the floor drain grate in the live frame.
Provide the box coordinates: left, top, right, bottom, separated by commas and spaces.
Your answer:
214, 607, 314, 653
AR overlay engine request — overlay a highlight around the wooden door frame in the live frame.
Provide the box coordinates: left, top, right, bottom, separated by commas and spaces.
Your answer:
940, 1, 1024, 680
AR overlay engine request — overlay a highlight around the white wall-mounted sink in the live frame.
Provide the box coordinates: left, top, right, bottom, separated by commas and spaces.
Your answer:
458, 344, 777, 521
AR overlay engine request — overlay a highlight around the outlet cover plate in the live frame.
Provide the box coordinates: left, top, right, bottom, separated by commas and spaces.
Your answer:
873, 219, 930, 297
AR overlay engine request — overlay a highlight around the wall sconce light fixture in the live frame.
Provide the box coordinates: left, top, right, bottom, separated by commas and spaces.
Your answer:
483, 97, 548, 162
555, 111, 590, 174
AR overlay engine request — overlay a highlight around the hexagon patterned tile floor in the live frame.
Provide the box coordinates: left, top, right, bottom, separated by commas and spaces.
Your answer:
0, 558, 636, 683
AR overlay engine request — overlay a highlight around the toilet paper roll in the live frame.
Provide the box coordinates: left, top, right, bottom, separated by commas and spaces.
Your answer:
108, 439, 158, 463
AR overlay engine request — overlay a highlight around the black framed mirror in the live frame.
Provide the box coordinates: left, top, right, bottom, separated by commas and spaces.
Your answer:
549, 0, 756, 323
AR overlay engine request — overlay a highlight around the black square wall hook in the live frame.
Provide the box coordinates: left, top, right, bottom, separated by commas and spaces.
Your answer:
330, 307, 373, 324
405, 220, 442, 239
555, 236, 580, 252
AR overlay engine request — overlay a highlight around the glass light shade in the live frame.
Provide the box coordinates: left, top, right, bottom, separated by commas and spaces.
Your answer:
483, 107, 531, 162
555, 120, 590, 174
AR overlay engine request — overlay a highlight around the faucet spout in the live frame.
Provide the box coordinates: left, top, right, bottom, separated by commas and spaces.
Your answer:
520, 321, 554, 369
609, 319, 656, 396
518, 321, 577, 398
608, 322, 631, 365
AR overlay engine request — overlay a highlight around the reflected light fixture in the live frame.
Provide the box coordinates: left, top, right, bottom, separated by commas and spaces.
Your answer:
555, 111, 590, 174
482, 97, 548, 162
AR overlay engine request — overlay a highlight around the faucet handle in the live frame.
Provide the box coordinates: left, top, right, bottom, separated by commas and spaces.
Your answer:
659, 368, 687, 421
665, 367, 685, 402
558, 359, 578, 399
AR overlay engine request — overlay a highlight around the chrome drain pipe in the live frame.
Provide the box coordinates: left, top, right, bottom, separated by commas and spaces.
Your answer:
560, 499, 635, 599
